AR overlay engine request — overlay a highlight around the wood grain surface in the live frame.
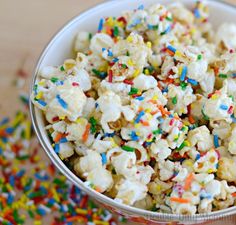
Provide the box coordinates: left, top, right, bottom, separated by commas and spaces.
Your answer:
0, 0, 235, 224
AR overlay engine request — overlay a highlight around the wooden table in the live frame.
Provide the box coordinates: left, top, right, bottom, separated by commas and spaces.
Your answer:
0, 0, 235, 224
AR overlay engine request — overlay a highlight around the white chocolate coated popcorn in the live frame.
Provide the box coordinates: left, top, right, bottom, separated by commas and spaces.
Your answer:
31, 1, 236, 215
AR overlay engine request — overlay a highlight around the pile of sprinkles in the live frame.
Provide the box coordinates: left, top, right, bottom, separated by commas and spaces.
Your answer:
0, 112, 125, 225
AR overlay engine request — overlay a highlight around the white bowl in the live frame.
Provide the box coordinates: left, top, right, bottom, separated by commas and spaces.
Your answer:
30, 0, 236, 224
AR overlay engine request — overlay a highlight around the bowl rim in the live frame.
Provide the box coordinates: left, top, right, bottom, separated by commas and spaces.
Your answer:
29, 0, 236, 222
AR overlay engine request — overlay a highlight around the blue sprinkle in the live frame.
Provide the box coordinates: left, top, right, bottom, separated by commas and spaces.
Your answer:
101, 153, 107, 165
7, 194, 14, 204
108, 49, 113, 57
194, 9, 201, 19
5, 127, 14, 134
231, 114, 236, 123
35, 173, 50, 181
54, 144, 60, 153
9, 175, 15, 187
214, 135, 220, 148
167, 45, 176, 53
157, 117, 164, 124
135, 111, 145, 123
129, 18, 142, 28
180, 66, 188, 81
130, 131, 139, 141
0, 117, 9, 126
169, 114, 174, 118
56, 95, 68, 109
219, 104, 228, 111
55, 80, 64, 86
60, 137, 68, 143
37, 99, 47, 107
135, 96, 144, 101
98, 18, 104, 32
200, 191, 212, 200
1, 137, 8, 143
162, 87, 168, 93
195, 154, 201, 161
95, 102, 99, 108
112, 58, 119, 63
0, 148, 2, 155
48, 198, 56, 205
187, 78, 198, 86
37, 207, 47, 216
16, 169, 25, 178
162, 25, 171, 35
102, 47, 106, 52
138, 4, 144, 10
232, 73, 236, 78
103, 132, 115, 138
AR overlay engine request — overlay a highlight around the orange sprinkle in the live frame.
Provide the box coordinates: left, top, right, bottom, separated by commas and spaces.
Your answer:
148, 99, 157, 104
82, 123, 91, 142
150, 110, 159, 115
54, 132, 63, 143
66, 215, 87, 222
166, 49, 175, 56
158, 105, 170, 116
188, 115, 195, 124
232, 193, 236, 197
141, 120, 150, 126
170, 197, 190, 204
184, 173, 194, 191
106, 27, 112, 36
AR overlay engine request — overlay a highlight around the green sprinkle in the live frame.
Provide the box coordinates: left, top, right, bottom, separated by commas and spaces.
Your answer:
201, 109, 209, 120
128, 87, 139, 95
121, 145, 135, 152
92, 69, 107, 79
16, 155, 30, 160
28, 209, 35, 218
122, 64, 127, 69
197, 54, 202, 60
89, 33, 92, 40
114, 26, 119, 37
177, 141, 187, 151
126, 51, 130, 56
60, 66, 65, 71
50, 77, 59, 83
152, 129, 162, 135
219, 73, 228, 79
172, 96, 177, 105
166, 17, 173, 22
180, 82, 187, 90
89, 117, 97, 134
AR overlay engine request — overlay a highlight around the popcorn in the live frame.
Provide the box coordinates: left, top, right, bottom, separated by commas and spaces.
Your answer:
217, 157, 236, 183
115, 179, 147, 205
187, 126, 213, 152
31, 1, 236, 214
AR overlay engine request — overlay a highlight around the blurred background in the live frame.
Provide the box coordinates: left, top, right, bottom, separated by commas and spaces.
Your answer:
0, 0, 236, 225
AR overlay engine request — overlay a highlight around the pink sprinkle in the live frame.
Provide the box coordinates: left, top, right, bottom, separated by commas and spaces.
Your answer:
72, 82, 79, 86
169, 118, 175, 126
230, 49, 234, 54
108, 70, 113, 83
215, 150, 221, 159
228, 106, 234, 114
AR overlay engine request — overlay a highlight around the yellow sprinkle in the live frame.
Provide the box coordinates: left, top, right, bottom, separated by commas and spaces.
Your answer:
98, 62, 108, 71
64, 59, 76, 70
106, 17, 114, 26
76, 208, 88, 215
133, 69, 140, 77
145, 108, 151, 113
38, 80, 45, 86
146, 41, 152, 48
52, 189, 60, 202
12, 112, 24, 127
6, 184, 13, 191
211, 94, 218, 100
35, 91, 43, 100
157, 185, 162, 191
144, 69, 150, 75
25, 120, 31, 140
152, 95, 158, 100
94, 220, 109, 225
134, 124, 141, 129
127, 36, 133, 42
184, 140, 191, 147
0, 139, 5, 149
34, 221, 42, 225
175, 50, 183, 58
127, 59, 134, 66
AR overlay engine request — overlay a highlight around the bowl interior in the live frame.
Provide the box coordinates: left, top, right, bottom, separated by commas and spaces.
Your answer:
31, 0, 236, 222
